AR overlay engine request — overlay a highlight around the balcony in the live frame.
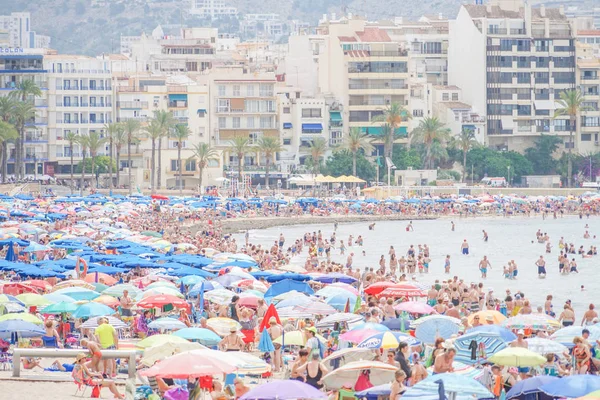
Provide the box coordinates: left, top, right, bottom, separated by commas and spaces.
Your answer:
56, 86, 79, 91
168, 101, 188, 108
488, 27, 508, 35
581, 75, 599, 81
55, 152, 82, 158
88, 86, 108, 91
349, 83, 407, 90
34, 99, 48, 107
425, 65, 447, 74
24, 134, 49, 143
117, 86, 148, 93
57, 69, 111, 74
24, 117, 48, 126
352, 50, 408, 57
22, 152, 49, 161
167, 86, 187, 93
117, 101, 148, 109
89, 103, 110, 108
116, 117, 148, 123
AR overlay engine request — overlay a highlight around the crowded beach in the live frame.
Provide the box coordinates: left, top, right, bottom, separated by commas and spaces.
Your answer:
1, 191, 600, 400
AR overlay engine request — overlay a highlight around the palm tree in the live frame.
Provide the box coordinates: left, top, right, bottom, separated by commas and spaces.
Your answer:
341, 127, 374, 177
0, 121, 18, 184
112, 124, 127, 188
228, 136, 252, 184
86, 131, 107, 189
256, 137, 284, 189
76, 133, 89, 195
12, 101, 36, 179
308, 137, 328, 175
555, 90, 588, 187
153, 110, 176, 190
172, 124, 191, 193
378, 124, 398, 159
9, 80, 41, 177
189, 143, 219, 194
144, 119, 163, 193
122, 119, 141, 195
0, 97, 16, 182
373, 102, 412, 147
65, 131, 78, 194
411, 117, 451, 169
104, 123, 123, 192
453, 127, 478, 182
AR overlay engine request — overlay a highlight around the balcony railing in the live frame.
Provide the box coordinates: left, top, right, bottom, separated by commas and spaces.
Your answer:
349, 83, 407, 90
117, 101, 148, 109
349, 99, 400, 106
168, 101, 188, 108
488, 27, 508, 35
117, 86, 148, 93
56, 152, 82, 158
116, 117, 148, 122
24, 117, 48, 125
57, 69, 111, 74
582, 75, 599, 81
24, 135, 49, 142
363, 50, 408, 57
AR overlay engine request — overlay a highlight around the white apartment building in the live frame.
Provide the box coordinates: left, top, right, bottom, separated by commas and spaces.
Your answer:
44, 55, 113, 177
576, 43, 600, 154
431, 86, 486, 144
449, 0, 576, 152
189, 0, 238, 19
315, 17, 411, 156
0, 12, 50, 49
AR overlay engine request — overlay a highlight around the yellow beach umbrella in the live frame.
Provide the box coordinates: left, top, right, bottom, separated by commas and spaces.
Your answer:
137, 334, 189, 349
488, 347, 546, 367
0, 312, 43, 325
16, 293, 52, 307
468, 310, 507, 325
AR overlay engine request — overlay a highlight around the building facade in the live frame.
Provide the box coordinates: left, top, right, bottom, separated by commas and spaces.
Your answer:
0, 12, 50, 49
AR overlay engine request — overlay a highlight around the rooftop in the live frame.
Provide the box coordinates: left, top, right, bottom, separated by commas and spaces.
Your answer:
579, 30, 600, 36
356, 27, 391, 42
443, 101, 472, 109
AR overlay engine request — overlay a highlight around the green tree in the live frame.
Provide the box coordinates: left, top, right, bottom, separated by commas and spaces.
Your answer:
144, 119, 162, 193
228, 136, 252, 184
256, 136, 284, 189
172, 124, 191, 193
122, 119, 141, 195
76, 156, 116, 174
372, 102, 411, 147
189, 143, 219, 193
86, 131, 107, 189
391, 145, 423, 171
9, 80, 41, 179
153, 110, 176, 190
524, 134, 562, 175
554, 90, 588, 187
307, 137, 328, 175
377, 124, 400, 159
76, 133, 89, 195
104, 122, 123, 191
340, 127, 374, 178
466, 147, 532, 184
112, 123, 127, 188
324, 150, 376, 182
411, 117, 451, 169
9, 79, 42, 102
452, 127, 479, 182
0, 97, 16, 182
12, 101, 36, 179
0, 121, 17, 183
65, 131, 78, 193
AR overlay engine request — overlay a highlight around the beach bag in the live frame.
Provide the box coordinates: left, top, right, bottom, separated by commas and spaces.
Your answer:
91, 385, 101, 398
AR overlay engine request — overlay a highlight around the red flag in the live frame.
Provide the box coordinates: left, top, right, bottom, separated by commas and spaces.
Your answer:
344, 298, 351, 313
259, 303, 281, 332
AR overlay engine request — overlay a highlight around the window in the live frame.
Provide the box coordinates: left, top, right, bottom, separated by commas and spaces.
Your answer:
260, 116, 272, 128
171, 160, 179, 171
283, 139, 291, 145
246, 85, 255, 96
581, 134, 592, 141
259, 84, 273, 97
218, 117, 226, 129
442, 93, 449, 101
302, 108, 322, 118
232, 117, 241, 128
208, 159, 219, 167
245, 100, 259, 112
516, 72, 530, 84
217, 99, 230, 113
218, 85, 226, 96
583, 117, 600, 127
249, 132, 262, 144
283, 107, 291, 114
233, 85, 240, 96
451, 93, 458, 101
185, 160, 196, 171
412, 109, 423, 117
247, 117, 254, 128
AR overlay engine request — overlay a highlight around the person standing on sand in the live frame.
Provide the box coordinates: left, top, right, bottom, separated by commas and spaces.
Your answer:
461, 240, 469, 255
535, 256, 546, 277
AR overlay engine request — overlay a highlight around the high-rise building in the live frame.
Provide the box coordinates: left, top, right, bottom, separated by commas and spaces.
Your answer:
449, 0, 576, 152
0, 12, 51, 49
189, 0, 238, 20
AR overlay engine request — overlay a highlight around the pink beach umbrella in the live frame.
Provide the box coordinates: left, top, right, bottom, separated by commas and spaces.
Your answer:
394, 301, 436, 315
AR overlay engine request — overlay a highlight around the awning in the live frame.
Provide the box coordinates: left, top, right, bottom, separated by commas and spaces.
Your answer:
283, 122, 292, 129
361, 126, 407, 136
500, 116, 515, 130
197, 109, 206, 115
168, 94, 187, 101
534, 100, 558, 110
329, 111, 342, 122
302, 123, 323, 132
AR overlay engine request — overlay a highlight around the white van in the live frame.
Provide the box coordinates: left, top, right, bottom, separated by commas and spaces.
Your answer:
480, 177, 507, 187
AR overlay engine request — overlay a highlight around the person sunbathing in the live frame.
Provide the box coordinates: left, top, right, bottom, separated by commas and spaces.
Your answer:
73, 353, 123, 399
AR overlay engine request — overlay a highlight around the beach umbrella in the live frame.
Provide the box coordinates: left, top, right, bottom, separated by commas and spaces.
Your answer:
340, 328, 381, 344
22, 280, 53, 292
72, 302, 116, 318
551, 325, 600, 347
146, 281, 177, 290
467, 325, 517, 342
91, 282, 109, 293
218, 351, 271, 374
325, 292, 357, 311
0, 319, 45, 339
137, 334, 190, 350
394, 301, 435, 315
415, 316, 461, 344
52, 280, 95, 291
141, 341, 206, 367
42, 293, 77, 304
188, 281, 222, 296
80, 315, 128, 330
357, 331, 420, 349
404, 373, 494, 400
204, 288, 235, 305
4, 242, 16, 261
83, 273, 117, 286
172, 328, 221, 346
322, 348, 375, 369
140, 349, 236, 378
142, 287, 184, 299
488, 347, 546, 367
206, 317, 241, 337
364, 281, 396, 296
453, 332, 508, 365
525, 337, 568, 355
505, 376, 558, 400
16, 293, 52, 307
293, 300, 337, 315
540, 375, 600, 399
258, 304, 281, 332
468, 310, 507, 325
137, 295, 189, 310
378, 283, 426, 298
272, 330, 326, 346
53, 287, 100, 301
316, 313, 364, 329
274, 293, 311, 309
42, 301, 78, 314
177, 275, 204, 286
101, 283, 141, 298
264, 279, 314, 299
258, 329, 275, 352
411, 314, 462, 327
0, 294, 24, 306
381, 317, 411, 331
92, 295, 120, 307
576, 390, 600, 400
240, 380, 326, 400
322, 361, 398, 390
232, 279, 268, 293
425, 361, 484, 380
355, 384, 392, 400
148, 317, 187, 331
351, 322, 390, 332
0, 312, 43, 325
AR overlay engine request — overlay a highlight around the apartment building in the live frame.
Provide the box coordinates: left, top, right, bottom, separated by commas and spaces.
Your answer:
44, 55, 113, 177
189, 0, 238, 19
450, 0, 576, 152
316, 17, 411, 155
431, 86, 486, 144
0, 12, 51, 49
210, 67, 278, 184
576, 44, 600, 154
0, 49, 49, 176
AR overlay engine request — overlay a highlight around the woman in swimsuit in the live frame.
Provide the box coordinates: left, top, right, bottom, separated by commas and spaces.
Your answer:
573, 336, 591, 374
300, 353, 328, 389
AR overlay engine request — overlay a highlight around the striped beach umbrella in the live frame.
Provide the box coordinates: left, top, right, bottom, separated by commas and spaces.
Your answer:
453, 331, 508, 365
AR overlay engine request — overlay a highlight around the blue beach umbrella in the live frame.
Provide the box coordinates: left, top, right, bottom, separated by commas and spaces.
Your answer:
258, 329, 275, 352
357, 331, 420, 349
415, 317, 461, 344
173, 327, 220, 346
506, 376, 557, 400
381, 317, 411, 331
467, 325, 517, 342
72, 302, 116, 318
0, 320, 45, 339
350, 322, 390, 332
326, 293, 357, 311
405, 373, 494, 400
540, 375, 600, 398
177, 276, 205, 286
264, 279, 314, 299
453, 332, 508, 365
53, 288, 101, 301
4, 242, 16, 261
